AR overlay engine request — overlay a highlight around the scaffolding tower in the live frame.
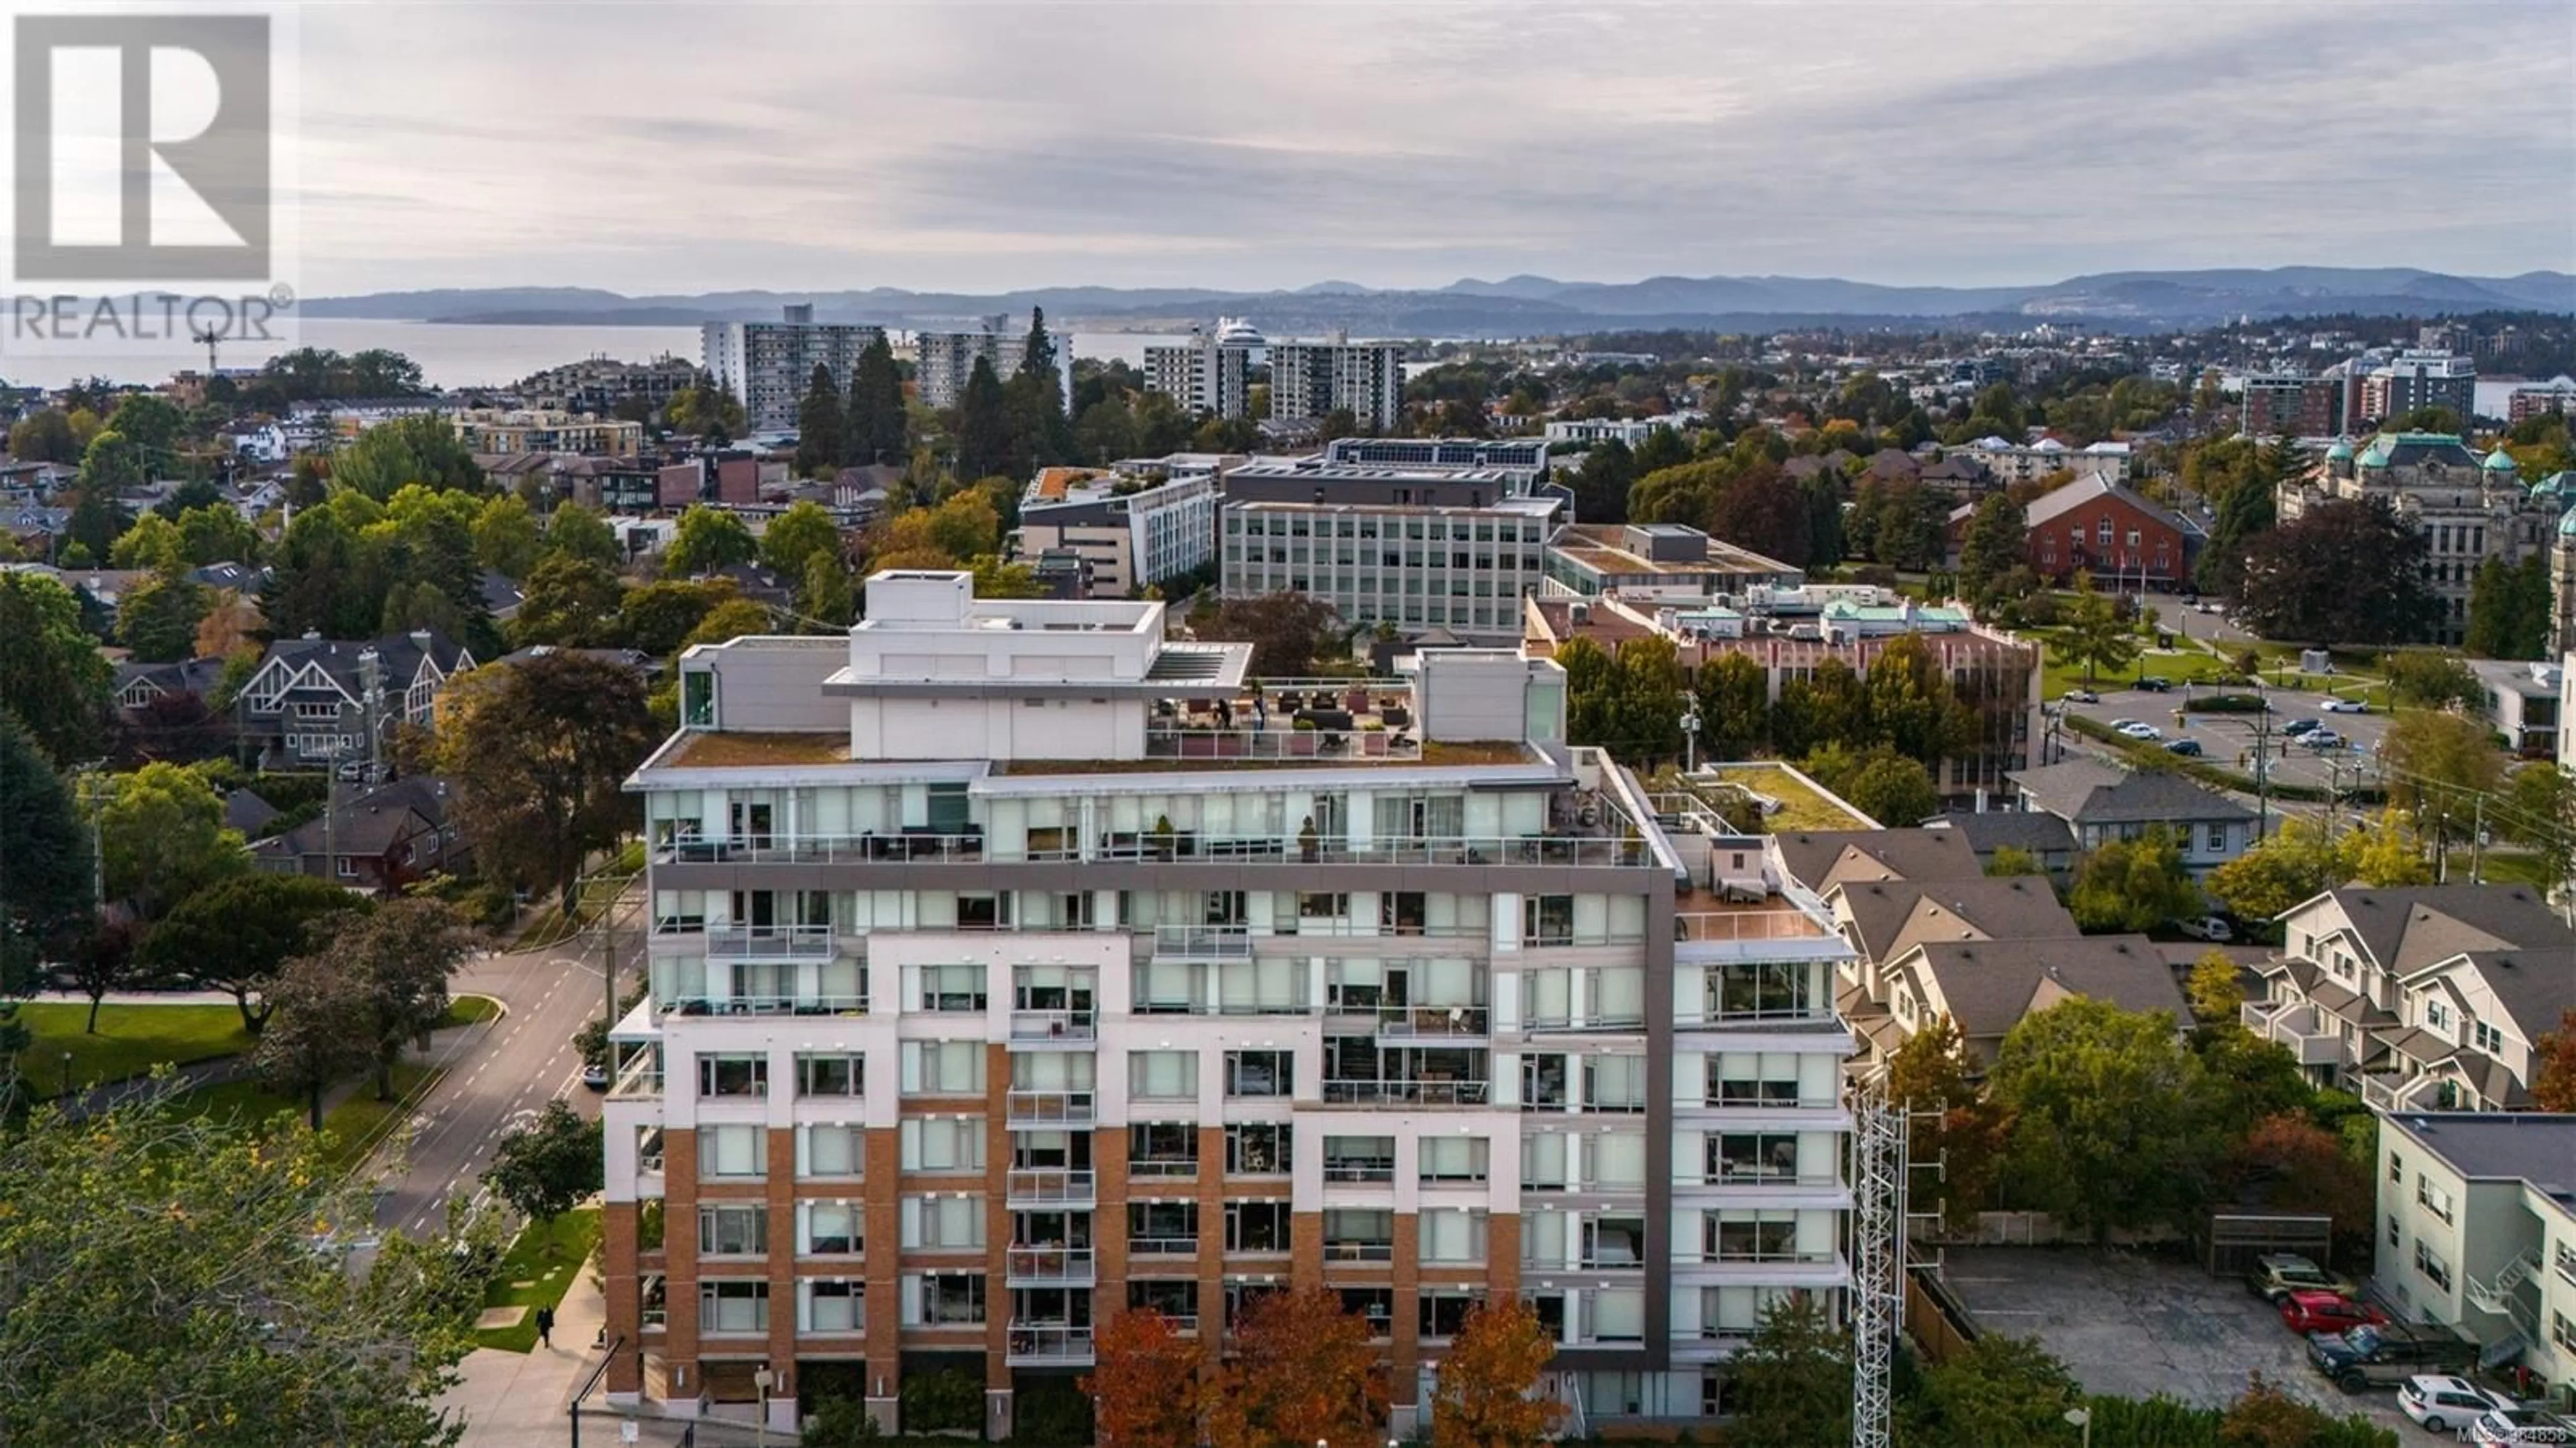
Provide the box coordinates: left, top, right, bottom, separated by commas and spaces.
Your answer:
1849, 1079, 1908, 1448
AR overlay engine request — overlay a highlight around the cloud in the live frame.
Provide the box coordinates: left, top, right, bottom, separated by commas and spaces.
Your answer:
286, 0, 2576, 295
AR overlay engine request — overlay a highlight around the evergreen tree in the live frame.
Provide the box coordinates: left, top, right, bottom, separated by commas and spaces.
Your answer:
794, 363, 843, 478
1568, 440, 1635, 525
844, 335, 905, 466
1004, 307, 1071, 476
1955, 494, 2029, 605
955, 356, 1012, 481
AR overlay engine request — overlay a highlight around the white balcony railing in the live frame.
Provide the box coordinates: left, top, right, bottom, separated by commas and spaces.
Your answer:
1006, 1324, 1093, 1363
1007, 1090, 1095, 1125
1005, 1169, 1096, 1206
1006, 1247, 1097, 1284
1010, 1010, 1096, 1041
703, 923, 837, 962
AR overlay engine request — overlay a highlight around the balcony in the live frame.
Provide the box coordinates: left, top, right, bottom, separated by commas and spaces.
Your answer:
1323, 1240, 1395, 1264
1368, 1004, 1491, 1039
2361, 1071, 2453, 1113
1323, 1156, 1397, 1185
609, 1057, 664, 1098
1007, 1090, 1096, 1125
1006, 1169, 1097, 1207
2240, 999, 2344, 1068
657, 827, 984, 866
1006, 1324, 1093, 1364
1145, 725, 1422, 764
1674, 910, 1832, 945
1322, 1078, 1489, 1106
661, 994, 867, 1019
704, 924, 836, 962
1152, 925, 1252, 961
1128, 1235, 1199, 1258
1010, 1010, 1097, 1043
2466, 1247, 2542, 1334
1006, 1247, 1097, 1286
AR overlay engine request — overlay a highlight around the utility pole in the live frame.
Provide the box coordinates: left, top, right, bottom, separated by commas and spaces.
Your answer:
2471, 794, 2487, 885
2251, 680, 2272, 842
78, 762, 109, 915
359, 648, 385, 790
1678, 702, 1703, 774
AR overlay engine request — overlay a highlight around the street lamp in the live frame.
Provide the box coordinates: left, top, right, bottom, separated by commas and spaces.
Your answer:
60, 1049, 72, 1100
755, 1365, 775, 1448
2065, 1406, 2091, 1448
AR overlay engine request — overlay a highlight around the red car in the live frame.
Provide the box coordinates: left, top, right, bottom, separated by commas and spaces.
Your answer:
2280, 1290, 2389, 1337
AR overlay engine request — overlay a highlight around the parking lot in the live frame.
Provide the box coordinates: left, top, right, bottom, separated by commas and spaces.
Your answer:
1934, 1247, 2439, 1441
2055, 684, 2388, 795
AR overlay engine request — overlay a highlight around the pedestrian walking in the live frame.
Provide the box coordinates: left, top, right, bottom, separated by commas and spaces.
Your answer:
535, 1306, 555, 1348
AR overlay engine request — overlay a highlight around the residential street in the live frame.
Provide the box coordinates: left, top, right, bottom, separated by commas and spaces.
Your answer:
362, 890, 641, 1247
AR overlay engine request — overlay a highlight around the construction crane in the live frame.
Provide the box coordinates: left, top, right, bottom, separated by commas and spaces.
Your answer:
1849, 1078, 1909, 1448
191, 324, 223, 374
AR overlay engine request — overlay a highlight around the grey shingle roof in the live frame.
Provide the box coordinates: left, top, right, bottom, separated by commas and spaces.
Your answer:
1895, 932, 2186, 1049
1922, 810, 2078, 858
1773, 827, 1984, 894
1831, 877, 2078, 966
2320, 884, 2572, 975
2008, 760, 2254, 827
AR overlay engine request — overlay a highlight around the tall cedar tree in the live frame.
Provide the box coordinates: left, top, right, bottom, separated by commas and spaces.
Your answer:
1083, 1308, 1203, 1448
1008, 307, 1071, 474
434, 651, 654, 911
955, 356, 1013, 481
844, 334, 906, 466
794, 363, 844, 478
1203, 1288, 1385, 1448
0, 713, 92, 988
1429, 1300, 1564, 1448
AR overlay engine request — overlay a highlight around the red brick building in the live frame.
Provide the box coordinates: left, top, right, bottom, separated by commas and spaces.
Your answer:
1960, 476, 2200, 587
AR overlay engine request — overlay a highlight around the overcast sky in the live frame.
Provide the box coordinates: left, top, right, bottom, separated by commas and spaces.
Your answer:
290, 1, 2576, 297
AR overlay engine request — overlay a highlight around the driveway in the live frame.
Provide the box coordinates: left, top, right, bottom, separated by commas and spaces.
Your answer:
1934, 1247, 2443, 1441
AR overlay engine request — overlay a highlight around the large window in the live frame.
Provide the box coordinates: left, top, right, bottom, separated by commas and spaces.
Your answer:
918, 964, 988, 1013
804, 1202, 861, 1255
697, 1125, 765, 1178
904, 1196, 986, 1250
1523, 894, 1574, 946
1226, 1200, 1291, 1252
1711, 1133, 1801, 1183
1323, 1135, 1396, 1183
1585, 1055, 1648, 1113
796, 1051, 863, 1098
1130, 1050, 1199, 1099
1225, 1050, 1291, 1098
800, 1125, 863, 1179
1707, 1211, 1804, 1262
698, 1204, 768, 1257
1324, 1208, 1394, 1261
901, 1118, 985, 1172
804, 1279, 861, 1333
902, 1041, 985, 1095
1419, 1136, 1489, 1182
1226, 1123, 1291, 1175
696, 1053, 767, 1098
1128, 1202, 1198, 1255
910, 1274, 986, 1326
1710, 962, 1813, 1020
700, 1280, 767, 1334
1130, 1123, 1198, 1177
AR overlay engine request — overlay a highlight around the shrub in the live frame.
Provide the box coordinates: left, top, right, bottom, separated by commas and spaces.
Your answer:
900, 1367, 983, 1434
2190, 693, 2267, 713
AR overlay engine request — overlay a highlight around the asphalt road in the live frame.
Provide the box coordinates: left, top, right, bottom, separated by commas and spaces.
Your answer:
2053, 684, 2387, 796
361, 890, 641, 1248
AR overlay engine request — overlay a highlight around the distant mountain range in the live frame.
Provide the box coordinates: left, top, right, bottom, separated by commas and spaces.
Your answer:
301, 266, 2576, 335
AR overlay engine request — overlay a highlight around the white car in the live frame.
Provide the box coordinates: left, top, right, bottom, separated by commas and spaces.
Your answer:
2177, 916, 2234, 942
2062, 689, 2100, 705
2108, 718, 2140, 731
2401, 1376, 2513, 1435
2471, 1408, 2576, 1445
2306, 729, 2345, 749
2321, 698, 2369, 713
2118, 722, 2163, 741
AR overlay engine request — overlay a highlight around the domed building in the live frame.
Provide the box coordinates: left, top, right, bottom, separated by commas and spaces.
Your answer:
2279, 432, 2556, 647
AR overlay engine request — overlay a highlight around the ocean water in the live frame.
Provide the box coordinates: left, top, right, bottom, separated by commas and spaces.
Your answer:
0, 318, 1198, 391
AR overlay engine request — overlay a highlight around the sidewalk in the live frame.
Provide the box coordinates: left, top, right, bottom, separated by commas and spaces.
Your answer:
441, 1239, 610, 1447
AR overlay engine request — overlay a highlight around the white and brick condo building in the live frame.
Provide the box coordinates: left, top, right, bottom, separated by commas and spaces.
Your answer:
1267, 340, 1407, 433
1141, 333, 1253, 420
600, 570, 1858, 1436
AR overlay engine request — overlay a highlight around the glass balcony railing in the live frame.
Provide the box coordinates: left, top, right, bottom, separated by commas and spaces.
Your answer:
1010, 1009, 1096, 1041
1006, 1325, 1093, 1363
1006, 1090, 1095, 1125
1005, 1169, 1095, 1206
1005, 1247, 1096, 1284
704, 924, 836, 961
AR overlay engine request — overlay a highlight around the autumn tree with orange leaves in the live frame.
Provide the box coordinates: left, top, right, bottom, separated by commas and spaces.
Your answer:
1204, 1288, 1385, 1448
1083, 1308, 1202, 1448
1431, 1300, 1563, 1448
2535, 1008, 2576, 1113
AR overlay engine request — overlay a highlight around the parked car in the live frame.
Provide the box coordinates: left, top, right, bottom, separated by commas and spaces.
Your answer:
2163, 738, 2204, 757
582, 1062, 610, 1090
2471, 1407, 2576, 1445
2306, 729, 2345, 750
2247, 1253, 2358, 1304
2137, 676, 2174, 692
2282, 717, 2322, 736
2471, 1406, 2576, 1445
2108, 717, 2141, 731
2279, 1290, 2386, 1337
2311, 1323, 2480, 1393
2118, 722, 2164, 741
2177, 915, 2234, 942
2322, 698, 2371, 713
2062, 688, 2100, 705
2399, 1376, 2515, 1433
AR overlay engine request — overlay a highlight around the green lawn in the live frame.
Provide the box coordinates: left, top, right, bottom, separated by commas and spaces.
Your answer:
474, 1208, 602, 1352
168, 1059, 443, 1174
441, 994, 502, 1027
18, 1002, 255, 1097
